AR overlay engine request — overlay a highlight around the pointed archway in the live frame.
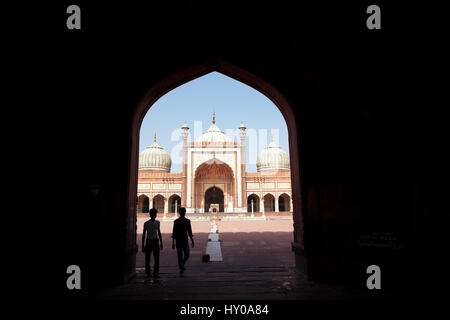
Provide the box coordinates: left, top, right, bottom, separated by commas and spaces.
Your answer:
127, 59, 303, 283
204, 186, 224, 212
247, 194, 260, 212
137, 195, 149, 213
169, 194, 181, 213
263, 193, 275, 212
152, 194, 165, 214
194, 158, 234, 213
279, 193, 291, 212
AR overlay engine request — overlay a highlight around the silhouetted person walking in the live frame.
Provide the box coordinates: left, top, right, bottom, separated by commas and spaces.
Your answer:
142, 208, 163, 278
172, 207, 194, 274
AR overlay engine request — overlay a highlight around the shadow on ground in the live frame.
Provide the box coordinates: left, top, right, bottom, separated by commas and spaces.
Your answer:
84, 232, 396, 300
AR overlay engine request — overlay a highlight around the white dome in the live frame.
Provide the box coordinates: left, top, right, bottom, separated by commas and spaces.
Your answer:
256, 137, 290, 172
139, 135, 171, 172
195, 114, 233, 143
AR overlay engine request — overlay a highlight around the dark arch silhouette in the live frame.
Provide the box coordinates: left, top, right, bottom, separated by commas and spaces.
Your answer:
137, 194, 149, 213
204, 186, 224, 213
152, 194, 165, 214
279, 193, 291, 212
247, 194, 260, 212
142, 197, 149, 213
126, 59, 304, 282
263, 193, 275, 212
169, 194, 181, 213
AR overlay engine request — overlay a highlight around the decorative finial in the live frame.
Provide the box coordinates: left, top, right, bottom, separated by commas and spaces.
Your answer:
154, 132, 157, 143
212, 112, 216, 124
270, 133, 274, 143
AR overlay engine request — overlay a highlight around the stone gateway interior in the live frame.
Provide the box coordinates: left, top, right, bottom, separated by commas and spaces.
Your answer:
47, 0, 448, 302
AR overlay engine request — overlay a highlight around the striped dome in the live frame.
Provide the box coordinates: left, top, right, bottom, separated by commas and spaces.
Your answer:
256, 137, 290, 172
139, 135, 171, 172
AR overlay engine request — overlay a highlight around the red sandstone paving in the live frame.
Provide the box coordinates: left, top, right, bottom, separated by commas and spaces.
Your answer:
136, 217, 295, 270
90, 217, 392, 299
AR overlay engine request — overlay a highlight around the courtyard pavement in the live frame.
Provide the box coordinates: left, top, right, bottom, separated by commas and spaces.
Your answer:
88, 217, 392, 300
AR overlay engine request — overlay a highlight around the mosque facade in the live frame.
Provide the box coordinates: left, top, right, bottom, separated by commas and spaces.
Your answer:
137, 114, 292, 216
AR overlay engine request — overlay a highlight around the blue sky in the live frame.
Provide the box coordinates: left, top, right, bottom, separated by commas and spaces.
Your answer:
140, 72, 289, 172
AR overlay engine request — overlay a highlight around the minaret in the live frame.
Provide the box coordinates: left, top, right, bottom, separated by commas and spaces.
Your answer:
181, 121, 189, 140
239, 121, 247, 212
239, 121, 247, 164
181, 121, 189, 208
